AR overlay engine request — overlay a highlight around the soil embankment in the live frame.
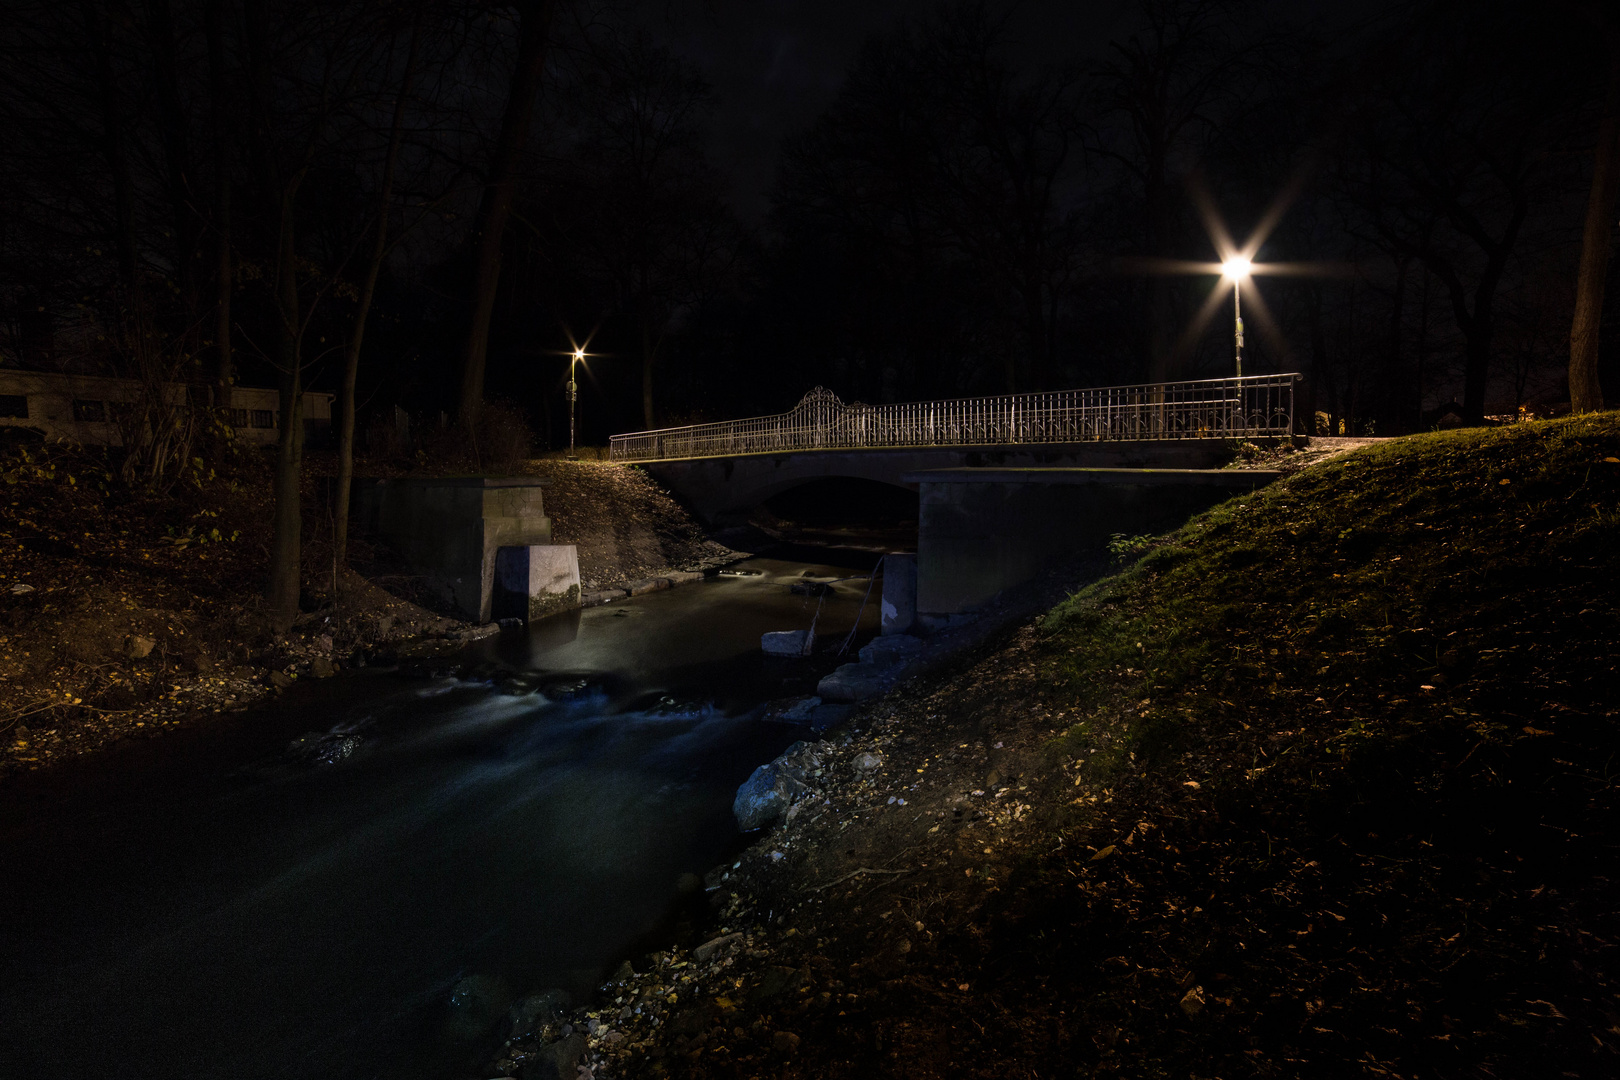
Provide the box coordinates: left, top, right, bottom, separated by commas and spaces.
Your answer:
502, 416, 1620, 1080
0, 450, 732, 780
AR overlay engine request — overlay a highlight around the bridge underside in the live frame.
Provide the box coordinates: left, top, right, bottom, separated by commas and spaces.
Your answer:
644, 440, 1275, 521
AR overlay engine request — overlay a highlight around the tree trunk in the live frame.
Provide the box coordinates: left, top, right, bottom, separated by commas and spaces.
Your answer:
82, 0, 141, 310
1570, 56, 1620, 414
266, 193, 304, 632
641, 314, 656, 430
1020, 274, 1046, 393
242, 0, 304, 632
146, 0, 202, 355
208, 0, 232, 401
1143, 153, 1174, 384
456, 0, 554, 427
1382, 255, 1409, 433
335, 14, 419, 582
1461, 202, 1527, 425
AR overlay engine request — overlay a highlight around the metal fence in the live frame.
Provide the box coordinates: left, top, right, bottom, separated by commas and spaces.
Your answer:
608, 373, 1300, 463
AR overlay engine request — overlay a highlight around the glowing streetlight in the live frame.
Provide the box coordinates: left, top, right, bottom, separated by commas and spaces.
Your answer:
1220, 257, 1252, 381
567, 346, 585, 460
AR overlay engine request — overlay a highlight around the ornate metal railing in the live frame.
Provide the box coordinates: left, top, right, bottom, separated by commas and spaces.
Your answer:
608, 373, 1299, 463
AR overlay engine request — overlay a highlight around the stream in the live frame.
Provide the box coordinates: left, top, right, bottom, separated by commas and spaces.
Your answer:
0, 551, 882, 1080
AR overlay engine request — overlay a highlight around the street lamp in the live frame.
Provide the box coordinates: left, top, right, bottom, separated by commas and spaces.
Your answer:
1221, 256, 1252, 381
567, 347, 584, 460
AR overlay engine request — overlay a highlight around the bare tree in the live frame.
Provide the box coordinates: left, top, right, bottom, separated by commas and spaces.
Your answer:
1093, 0, 1248, 383
774, 1, 1085, 395
1569, 39, 1620, 413
456, 0, 554, 428
544, 29, 737, 428
207, 0, 234, 402
333, 8, 421, 581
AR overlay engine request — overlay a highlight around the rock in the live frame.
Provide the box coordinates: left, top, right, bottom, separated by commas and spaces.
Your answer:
582, 588, 628, 606
751, 966, 809, 1002
497, 617, 525, 631
316, 634, 334, 653
693, 932, 744, 963
773, 1030, 801, 1054
664, 570, 705, 585
854, 752, 883, 773
624, 578, 666, 596
612, 960, 636, 982
126, 635, 156, 660
506, 989, 571, 1039
733, 762, 808, 832
521, 1032, 587, 1080
310, 656, 338, 679
374, 614, 395, 636
809, 703, 853, 733
816, 662, 895, 702
268, 670, 295, 690
443, 973, 512, 1043
985, 768, 1002, 788
450, 622, 500, 641
779, 696, 821, 721
762, 630, 814, 657
857, 633, 924, 665
789, 580, 831, 596
1180, 984, 1206, 1017
313, 734, 362, 764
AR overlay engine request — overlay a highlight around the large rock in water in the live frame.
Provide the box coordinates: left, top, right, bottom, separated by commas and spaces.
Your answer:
762, 630, 814, 656
522, 1032, 588, 1080
442, 973, 512, 1043
733, 762, 808, 831
817, 661, 895, 702
506, 989, 570, 1039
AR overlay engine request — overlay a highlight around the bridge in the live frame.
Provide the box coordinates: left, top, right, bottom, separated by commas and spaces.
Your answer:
610, 374, 1299, 520
608, 376, 1297, 624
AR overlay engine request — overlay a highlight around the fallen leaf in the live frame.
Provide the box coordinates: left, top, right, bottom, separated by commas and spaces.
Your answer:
1090, 845, 1117, 862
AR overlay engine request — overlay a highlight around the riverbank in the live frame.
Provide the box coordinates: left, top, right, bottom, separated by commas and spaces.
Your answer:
503, 415, 1620, 1079
0, 449, 738, 781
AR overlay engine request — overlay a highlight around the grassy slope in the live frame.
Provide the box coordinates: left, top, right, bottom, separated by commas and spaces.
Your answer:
1004, 414, 1620, 1076
625, 416, 1619, 1080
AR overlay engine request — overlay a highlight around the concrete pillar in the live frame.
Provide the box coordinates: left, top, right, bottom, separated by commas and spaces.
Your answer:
494, 544, 582, 623
880, 553, 917, 635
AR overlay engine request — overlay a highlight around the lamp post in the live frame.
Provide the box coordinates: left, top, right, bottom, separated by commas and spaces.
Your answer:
1221, 256, 1251, 381
567, 347, 583, 460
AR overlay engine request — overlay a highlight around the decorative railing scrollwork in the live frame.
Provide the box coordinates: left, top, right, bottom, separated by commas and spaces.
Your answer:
608, 374, 1299, 463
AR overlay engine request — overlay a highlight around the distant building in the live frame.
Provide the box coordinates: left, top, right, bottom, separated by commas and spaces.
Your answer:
0, 369, 332, 447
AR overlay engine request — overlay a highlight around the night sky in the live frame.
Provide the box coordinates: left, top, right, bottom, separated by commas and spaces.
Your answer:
628, 0, 1134, 221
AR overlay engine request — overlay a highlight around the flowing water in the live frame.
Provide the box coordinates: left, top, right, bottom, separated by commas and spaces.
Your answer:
0, 552, 881, 1080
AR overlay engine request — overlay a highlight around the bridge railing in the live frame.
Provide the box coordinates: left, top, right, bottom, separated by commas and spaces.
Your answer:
608, 373, 1299, 463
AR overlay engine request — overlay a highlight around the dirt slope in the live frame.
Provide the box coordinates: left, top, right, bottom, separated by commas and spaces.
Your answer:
516, 415, 1620, 1080
1, 450, 729, 781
